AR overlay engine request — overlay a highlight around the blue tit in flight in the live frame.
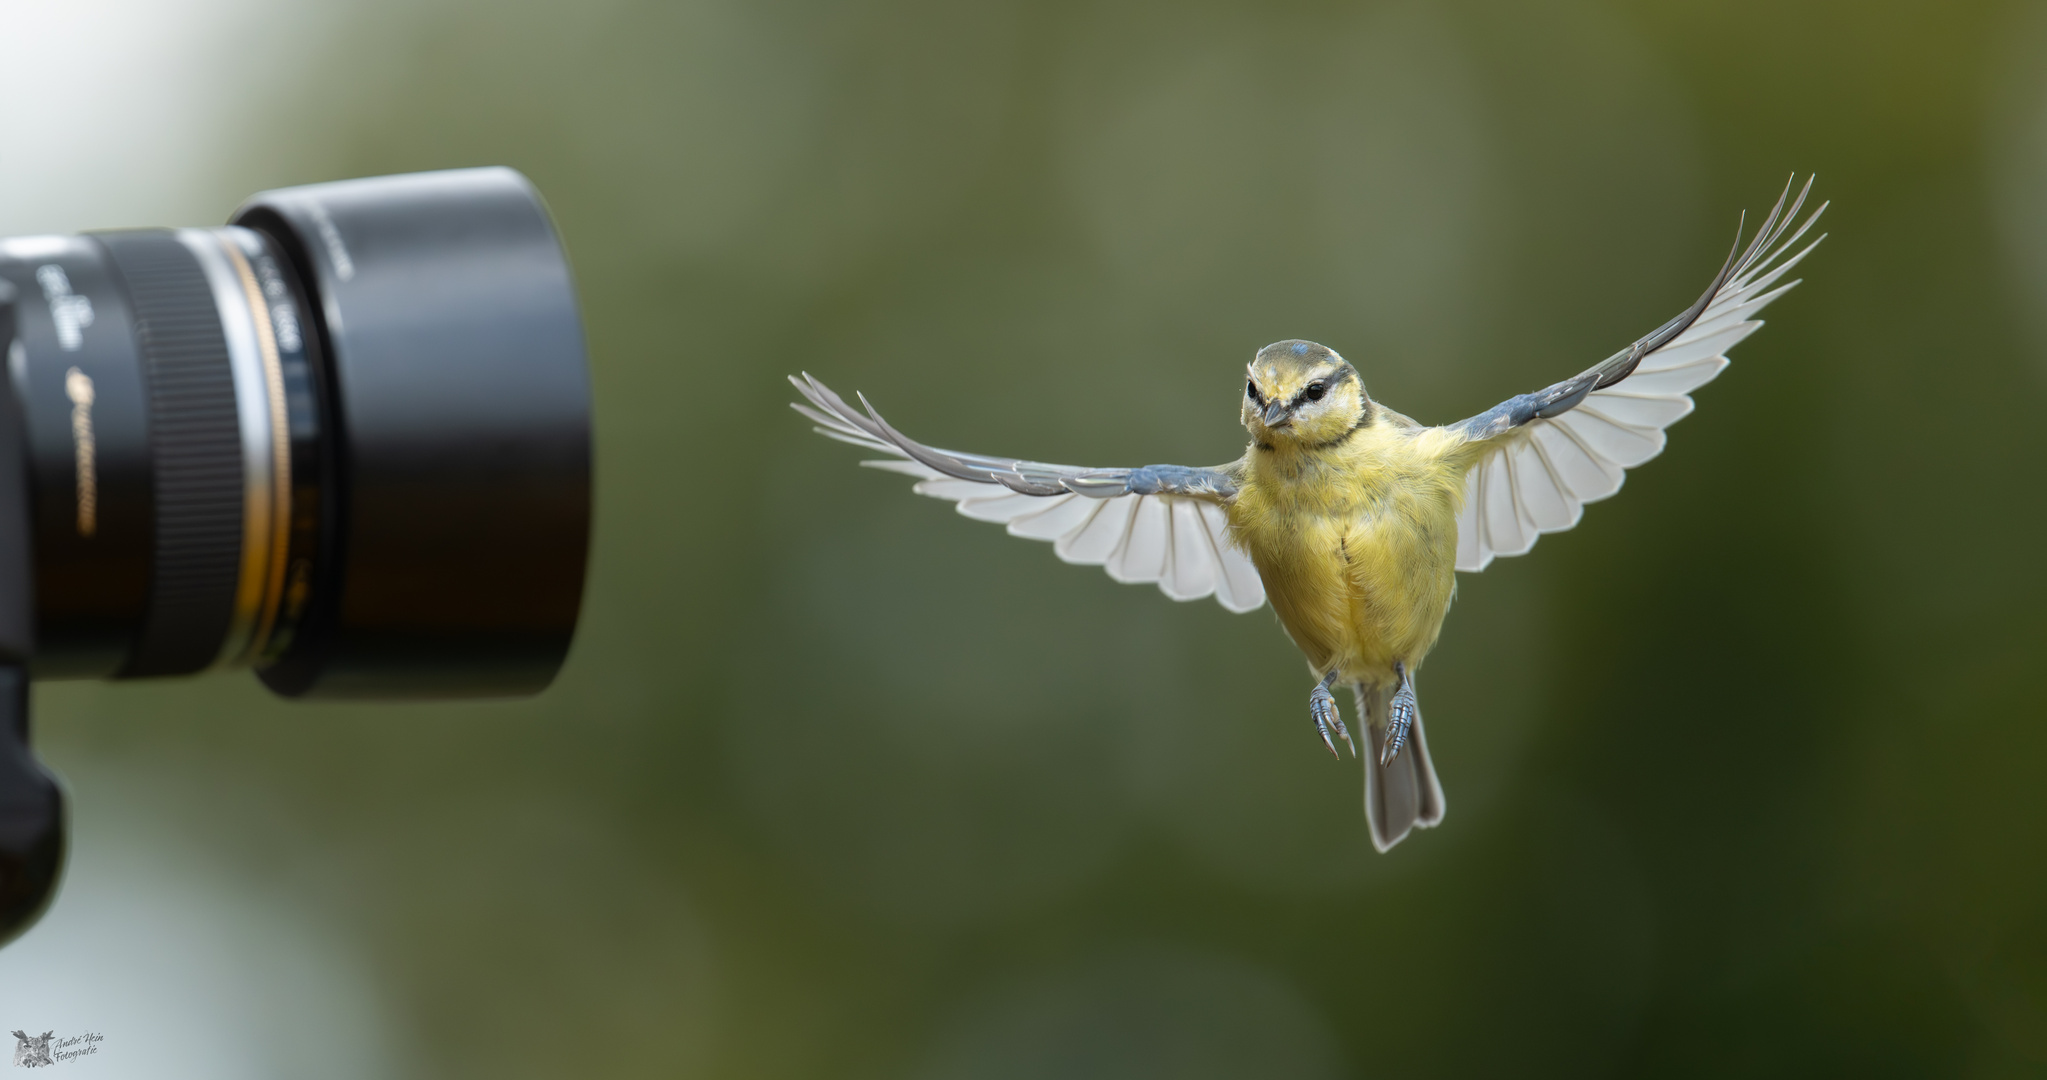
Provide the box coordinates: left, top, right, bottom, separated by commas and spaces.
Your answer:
792, 178, 1825, 852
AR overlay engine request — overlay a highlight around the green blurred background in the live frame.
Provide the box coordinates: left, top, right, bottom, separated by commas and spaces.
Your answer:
2, 0, 2046, 1075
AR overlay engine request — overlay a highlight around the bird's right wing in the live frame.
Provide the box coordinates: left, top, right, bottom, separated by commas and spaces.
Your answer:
791, 374, 1266, 613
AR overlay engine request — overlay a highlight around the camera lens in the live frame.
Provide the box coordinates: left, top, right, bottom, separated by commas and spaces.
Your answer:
0, 167, 591, 697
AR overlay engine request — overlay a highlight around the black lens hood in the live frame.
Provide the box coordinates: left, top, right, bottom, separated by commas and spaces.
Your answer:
232, 168, 591, 699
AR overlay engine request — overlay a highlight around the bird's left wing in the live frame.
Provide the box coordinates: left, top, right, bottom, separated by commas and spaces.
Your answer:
791, 374, 1266, 612
1447, 177, 1827, 572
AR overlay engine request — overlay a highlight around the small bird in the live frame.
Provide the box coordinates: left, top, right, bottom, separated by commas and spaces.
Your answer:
793, 179, 1824, 851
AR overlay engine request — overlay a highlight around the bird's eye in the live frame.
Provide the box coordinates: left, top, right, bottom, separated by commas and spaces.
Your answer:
1246, 379, 1260, 402
1304, 381, 1327, 402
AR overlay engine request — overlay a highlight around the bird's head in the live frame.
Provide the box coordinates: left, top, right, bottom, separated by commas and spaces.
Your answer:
1242, 340, 1370, 446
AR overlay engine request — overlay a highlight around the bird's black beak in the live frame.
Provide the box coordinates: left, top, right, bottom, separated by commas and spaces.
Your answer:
1261, 401, 1289, 427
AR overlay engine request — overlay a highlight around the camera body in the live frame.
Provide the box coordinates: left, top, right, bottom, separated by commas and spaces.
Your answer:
0, 167, 592, 941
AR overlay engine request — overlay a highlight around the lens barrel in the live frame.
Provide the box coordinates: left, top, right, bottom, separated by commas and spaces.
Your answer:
0, 167, 591, 697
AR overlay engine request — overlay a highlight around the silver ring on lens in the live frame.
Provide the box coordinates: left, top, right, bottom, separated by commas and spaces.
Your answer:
176, 227, 292, 668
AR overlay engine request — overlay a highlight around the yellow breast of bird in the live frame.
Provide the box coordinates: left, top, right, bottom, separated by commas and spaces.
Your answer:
1226, 423, 1466, 687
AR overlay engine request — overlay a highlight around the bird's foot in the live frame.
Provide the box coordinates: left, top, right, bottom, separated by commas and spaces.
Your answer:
1310, 672, 1353, 758
1382, 661, 1417, 766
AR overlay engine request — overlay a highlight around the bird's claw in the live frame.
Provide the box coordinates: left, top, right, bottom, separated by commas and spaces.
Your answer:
1382, 668, 1417, 767
1310, 684, 1354, 759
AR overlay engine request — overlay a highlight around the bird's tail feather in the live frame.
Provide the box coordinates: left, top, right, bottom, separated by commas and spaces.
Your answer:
1355, 682, 1446, 852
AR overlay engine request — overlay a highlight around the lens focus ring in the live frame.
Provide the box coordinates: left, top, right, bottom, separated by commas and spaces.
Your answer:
96, 231, 244, 678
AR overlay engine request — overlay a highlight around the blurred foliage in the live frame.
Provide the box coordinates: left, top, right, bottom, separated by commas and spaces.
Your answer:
20, 0, 2047, 1075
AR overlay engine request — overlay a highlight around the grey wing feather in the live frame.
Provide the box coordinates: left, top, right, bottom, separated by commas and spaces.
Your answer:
1448, 175, 1827, 572
791, 374, 1264, 612
790, 374, 1236, 498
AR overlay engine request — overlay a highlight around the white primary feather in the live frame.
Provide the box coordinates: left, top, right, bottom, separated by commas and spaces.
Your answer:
955, 490, 1047, 523
1168, 500, 1218, 600
1057, 495, 1135, 564
1108, 495, 1171, 584
1455, 190, 1825, 572
1200, 503, 1265, 612
1007, 494, 1098, 541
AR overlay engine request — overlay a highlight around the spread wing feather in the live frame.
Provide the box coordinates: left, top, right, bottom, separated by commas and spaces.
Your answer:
1453, 177, 1826, 572
792, 374, 1265, 613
